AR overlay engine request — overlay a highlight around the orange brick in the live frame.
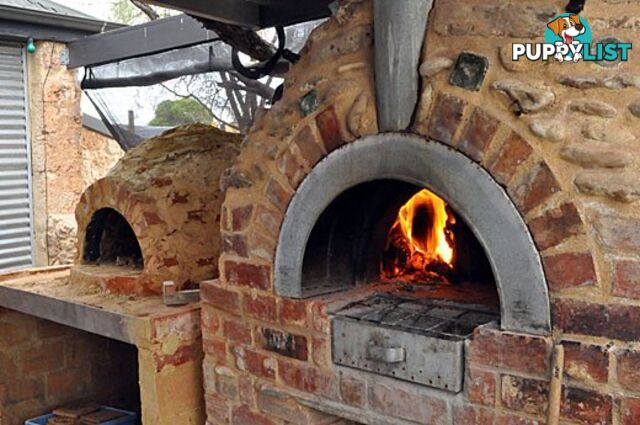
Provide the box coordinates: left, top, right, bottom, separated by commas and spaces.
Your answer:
278, 359, 334, 398
468, 326, 551, 375
279, 299, 307, 325
243, 294, 277, 322
201, 283, 241, 314
203, 337, 228, 364
231, 406, 275, 425
467, 368, 496, 406
223, 319, 252, 345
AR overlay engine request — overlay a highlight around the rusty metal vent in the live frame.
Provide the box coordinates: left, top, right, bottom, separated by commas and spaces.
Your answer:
331, 293, 498, 392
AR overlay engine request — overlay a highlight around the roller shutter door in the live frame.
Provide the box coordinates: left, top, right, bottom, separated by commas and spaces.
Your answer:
0, 43, 34, 270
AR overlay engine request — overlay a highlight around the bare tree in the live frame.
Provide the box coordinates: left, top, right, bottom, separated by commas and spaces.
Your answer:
124, 0, 318, 133
159, 63, 277, 133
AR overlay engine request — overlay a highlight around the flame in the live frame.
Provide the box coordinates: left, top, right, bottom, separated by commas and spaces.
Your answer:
385, 189, 456, 279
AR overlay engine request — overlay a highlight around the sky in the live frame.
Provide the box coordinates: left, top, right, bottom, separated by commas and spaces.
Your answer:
55, 0, 116, 20
54, 0, 173, 125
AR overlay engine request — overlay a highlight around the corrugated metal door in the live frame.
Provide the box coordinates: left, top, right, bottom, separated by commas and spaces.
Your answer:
0, 43, 34, 270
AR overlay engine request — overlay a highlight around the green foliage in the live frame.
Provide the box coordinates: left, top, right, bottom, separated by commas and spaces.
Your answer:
110, 0, 172, 24
149, 98, 214, 127
110, 0, 142, 24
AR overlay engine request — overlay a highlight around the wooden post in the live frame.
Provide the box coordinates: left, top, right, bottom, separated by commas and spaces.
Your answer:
547, 344, 565, 425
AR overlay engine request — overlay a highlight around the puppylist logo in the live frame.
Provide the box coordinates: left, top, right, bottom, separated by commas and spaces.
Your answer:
512, 13, 632, 63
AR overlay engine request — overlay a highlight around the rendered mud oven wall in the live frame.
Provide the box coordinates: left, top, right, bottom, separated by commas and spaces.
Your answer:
201, 1, 640, 425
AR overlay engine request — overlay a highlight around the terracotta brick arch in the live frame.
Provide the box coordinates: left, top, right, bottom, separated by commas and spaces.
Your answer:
417, 94, 588, 257
216, 1, 588, 285
218, 84, 589, 306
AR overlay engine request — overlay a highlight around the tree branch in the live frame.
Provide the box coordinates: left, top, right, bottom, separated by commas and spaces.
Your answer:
196, 19, 275, 62
130, 0, 160, 20
219, 72, 243, 126
233, 73, 276, 99
218, 81, 274, 100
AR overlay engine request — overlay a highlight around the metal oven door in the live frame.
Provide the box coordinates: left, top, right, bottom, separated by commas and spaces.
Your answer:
332, 317, 465, 392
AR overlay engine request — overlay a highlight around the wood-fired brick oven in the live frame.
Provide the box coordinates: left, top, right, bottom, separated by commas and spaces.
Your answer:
201, 0, 640, 424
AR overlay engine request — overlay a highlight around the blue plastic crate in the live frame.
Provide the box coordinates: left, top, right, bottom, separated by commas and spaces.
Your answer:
25, 406, 136, 425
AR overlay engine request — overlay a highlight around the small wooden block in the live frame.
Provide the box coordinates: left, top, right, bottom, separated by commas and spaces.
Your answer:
53, 404, 100, 418
46, 417, 77, 425
80, 409, 127, 424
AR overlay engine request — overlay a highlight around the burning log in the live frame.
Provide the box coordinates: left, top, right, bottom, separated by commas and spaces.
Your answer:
382, 188, 457, 283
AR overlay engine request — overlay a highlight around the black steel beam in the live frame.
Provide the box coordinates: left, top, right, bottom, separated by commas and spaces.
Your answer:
148, 0, 332, 28
67, 14, 219, 68
260, 3, 332, 27
148, 0, 261, 27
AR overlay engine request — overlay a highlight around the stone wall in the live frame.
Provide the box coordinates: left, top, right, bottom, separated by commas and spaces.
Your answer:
201, 0, 640, 424
81, 128, 124, 190
0, 308, 139, 425
27, 42, 124, 266
45, 129, 124, 266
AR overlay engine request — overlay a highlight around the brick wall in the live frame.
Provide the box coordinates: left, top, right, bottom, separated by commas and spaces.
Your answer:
201, 0, 640, 424
0, 308, 139, 425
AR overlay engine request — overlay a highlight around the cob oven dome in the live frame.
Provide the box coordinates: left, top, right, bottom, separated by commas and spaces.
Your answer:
75, 124, 241, 294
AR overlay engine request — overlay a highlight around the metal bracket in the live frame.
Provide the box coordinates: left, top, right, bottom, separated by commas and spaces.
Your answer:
59, 47, 70, 66
162, 281, 201, 306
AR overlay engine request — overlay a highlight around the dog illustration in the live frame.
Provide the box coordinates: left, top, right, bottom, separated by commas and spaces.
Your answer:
547, 15, 586, 62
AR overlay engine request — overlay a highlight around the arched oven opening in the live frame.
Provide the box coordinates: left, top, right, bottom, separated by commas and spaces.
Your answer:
275, 134, 551, 393
83, 208, 143, 269
303, 180, 500, 392
302, 180, 498, 308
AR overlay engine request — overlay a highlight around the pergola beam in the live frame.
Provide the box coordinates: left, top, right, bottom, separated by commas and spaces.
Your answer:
147, 0, 261, 27
67, 14, 218, 68
148, 0, 332, 28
